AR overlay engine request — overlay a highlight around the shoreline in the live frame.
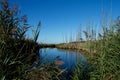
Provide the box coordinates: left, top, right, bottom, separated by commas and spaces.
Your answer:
39, 42, 89, 54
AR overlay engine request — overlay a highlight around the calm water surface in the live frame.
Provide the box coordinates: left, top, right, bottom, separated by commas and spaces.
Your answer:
39, 48, 86, 70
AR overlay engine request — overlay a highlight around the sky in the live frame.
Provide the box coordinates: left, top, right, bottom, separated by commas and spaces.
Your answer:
9, 0, 120, 43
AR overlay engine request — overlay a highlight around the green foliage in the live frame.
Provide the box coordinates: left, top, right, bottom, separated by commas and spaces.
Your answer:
0, 0, 37, 79
72, 59, 93, 80
1, 0, 119, 80
86, 17, 120, 80
73, 17, 120, 80
0, 0, 64, 80
90, 32, 120, 80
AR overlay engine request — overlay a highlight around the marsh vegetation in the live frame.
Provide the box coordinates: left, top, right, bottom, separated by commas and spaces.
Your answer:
0, 0, 120, 80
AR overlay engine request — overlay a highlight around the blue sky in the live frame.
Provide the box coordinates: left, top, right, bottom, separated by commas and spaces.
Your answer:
10, 0, 120, 43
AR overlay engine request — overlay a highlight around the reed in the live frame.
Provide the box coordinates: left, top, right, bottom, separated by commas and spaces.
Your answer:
73, 16, 120, 80
0, 0, 39, 79
0, 0, 65, 79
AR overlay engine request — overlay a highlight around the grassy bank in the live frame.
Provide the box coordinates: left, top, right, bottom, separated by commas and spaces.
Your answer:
56, 41, 89, 53
39, 41, 89, 55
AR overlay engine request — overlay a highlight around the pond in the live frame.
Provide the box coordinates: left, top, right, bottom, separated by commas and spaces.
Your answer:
39, 48, 86, 71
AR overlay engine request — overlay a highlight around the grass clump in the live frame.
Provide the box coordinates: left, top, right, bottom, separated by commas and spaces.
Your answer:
0, 0, 40, 79
72, 17, 120, 80
0, 0, 65, 79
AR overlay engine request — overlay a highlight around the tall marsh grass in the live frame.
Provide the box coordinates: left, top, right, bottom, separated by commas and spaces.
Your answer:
73, 16, 120, 80
0, 0, 65, 79
1, 0, 119, 80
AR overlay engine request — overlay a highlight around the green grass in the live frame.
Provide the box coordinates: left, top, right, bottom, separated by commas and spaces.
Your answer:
0, 0, 39, 78
72, 17, 120, 80
0, 0, 65, 79
0, 0, 120, 80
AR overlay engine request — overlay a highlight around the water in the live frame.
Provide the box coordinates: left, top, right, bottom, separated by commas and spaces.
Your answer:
39, 48, 86, 70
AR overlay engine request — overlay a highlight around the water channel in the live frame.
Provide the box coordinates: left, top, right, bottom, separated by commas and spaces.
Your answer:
39, 48, 86, 71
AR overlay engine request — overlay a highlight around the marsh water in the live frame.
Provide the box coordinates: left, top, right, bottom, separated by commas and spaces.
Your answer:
39, 48, 86, 71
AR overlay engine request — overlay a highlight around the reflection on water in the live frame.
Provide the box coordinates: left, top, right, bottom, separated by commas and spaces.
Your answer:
39, 48, 86, 70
